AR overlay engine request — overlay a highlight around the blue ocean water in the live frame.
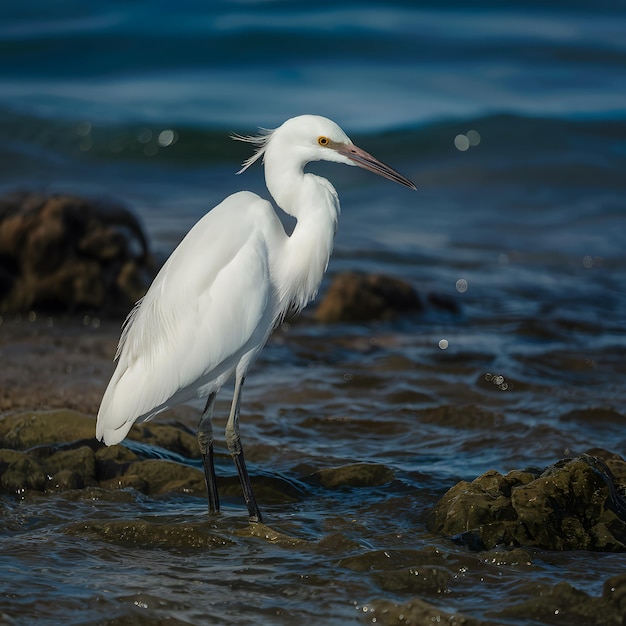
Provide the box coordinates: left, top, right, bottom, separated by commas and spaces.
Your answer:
1, 1, 624, 130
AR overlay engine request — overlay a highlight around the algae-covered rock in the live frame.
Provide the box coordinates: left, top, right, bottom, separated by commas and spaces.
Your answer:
66, 519, 233, 551
127, 422, 200, 458
0, 410, 207, 497
43, 445, 98, 490
309, 462, 395, 488
0, 448, 46, 492
370, 597, 491, 625
494, 580, 623, 626
0, 410, 97, 449
110, 458, 205, 496
603, 572, 626, 615
431, 451, 626, 551
372, 566, 452, 595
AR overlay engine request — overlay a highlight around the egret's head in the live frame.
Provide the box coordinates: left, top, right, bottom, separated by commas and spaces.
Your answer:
233, 115, 416, 190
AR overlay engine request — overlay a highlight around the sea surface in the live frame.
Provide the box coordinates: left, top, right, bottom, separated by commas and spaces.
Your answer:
1, 1, 626, 624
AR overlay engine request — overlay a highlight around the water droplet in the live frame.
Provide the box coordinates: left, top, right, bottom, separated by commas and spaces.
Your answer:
454, 134, 470, 151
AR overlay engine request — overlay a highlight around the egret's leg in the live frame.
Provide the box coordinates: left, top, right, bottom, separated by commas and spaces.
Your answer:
197, 392, 220, 515
225, 375, 263, 523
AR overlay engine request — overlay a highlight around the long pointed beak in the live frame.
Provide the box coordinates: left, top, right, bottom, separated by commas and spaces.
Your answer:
335, 143, 417, 190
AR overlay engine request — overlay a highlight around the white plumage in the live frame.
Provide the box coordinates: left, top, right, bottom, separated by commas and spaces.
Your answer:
96, 115, 415, 522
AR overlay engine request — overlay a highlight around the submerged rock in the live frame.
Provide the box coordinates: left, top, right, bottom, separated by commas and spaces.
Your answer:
66, 518, 234, 550
494, 578, 625, 626
0, 191, 153, 314
308, 462, 395, 488
431, 451, 626, 551
370, 597, 491, 625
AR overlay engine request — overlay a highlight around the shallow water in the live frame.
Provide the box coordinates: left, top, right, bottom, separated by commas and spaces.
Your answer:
1, 1, 626, 624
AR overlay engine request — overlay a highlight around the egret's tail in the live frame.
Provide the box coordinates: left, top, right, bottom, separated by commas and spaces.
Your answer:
95, 361, 161, 446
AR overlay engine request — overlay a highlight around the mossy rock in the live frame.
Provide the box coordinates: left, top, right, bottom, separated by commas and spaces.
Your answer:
0, 448, 47, 493
309, 462, 395, 488
431, 451, 626, 551
0, 410, 96, 449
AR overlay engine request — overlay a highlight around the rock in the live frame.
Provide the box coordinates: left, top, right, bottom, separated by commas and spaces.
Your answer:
308, 462, 395, 488
127, 422, 200, 459
0, 410, 208, 497
0, 448, 46, 493
370, 597, 490, 625
0, 191, 153, 314
43, 445, 97, 490
66, 519, 234, 550
112, 458, 205, 496
372, 566, 452, 595
0, 410, 97, 449
431, 451, 626, 551
495, 580, 624, 625
314, 271, 423, 322
603, 572, 626, 616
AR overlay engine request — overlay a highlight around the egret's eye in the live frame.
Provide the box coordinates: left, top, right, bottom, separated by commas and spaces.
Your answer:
317, 136, 330, 147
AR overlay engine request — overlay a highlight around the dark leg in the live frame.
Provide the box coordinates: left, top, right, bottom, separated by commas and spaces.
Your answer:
225, 376, 263, 523
197, 392, 220, 515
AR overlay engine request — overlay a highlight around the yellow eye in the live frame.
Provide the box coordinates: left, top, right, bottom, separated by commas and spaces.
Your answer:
317, 136, 330, 147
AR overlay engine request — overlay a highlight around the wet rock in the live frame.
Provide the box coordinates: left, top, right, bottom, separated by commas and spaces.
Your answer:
0, 410, 97, 449
0, 410, 208, 497
372, 566, 452, 595
603, 572, 626, 616
314, 271, 423, 322
236, 522, 308, 547
308, 462, 395, 488
431, 451, 626, 551
339, 546, 447, 573
495, 580, 623, 626
0, 448, 46, 492
0, 191, 153, 314
127, 422, 200, 459
66, 519, 234, 551
95, 445, 139, 481
480, 547, 533, 567
219, 473, 305, 504
43, 445, 97, 489
370, 597, 490, 625
110, 458, 205, 496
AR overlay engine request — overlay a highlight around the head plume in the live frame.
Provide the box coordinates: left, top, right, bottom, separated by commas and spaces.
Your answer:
231, 127, 275, 175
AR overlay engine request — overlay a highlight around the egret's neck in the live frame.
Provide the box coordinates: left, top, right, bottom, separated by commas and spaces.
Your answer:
264, 156, 340, 312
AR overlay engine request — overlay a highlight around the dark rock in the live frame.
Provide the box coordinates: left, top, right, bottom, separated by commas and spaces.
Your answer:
495, 580, 623, 626
43, 446, 97, 489
0, 410, 97, 449
370, 597, 492, 625
603, 572, 626, 615
113, 458, 205, 496
308, 462, 395, 488
314, 271, 423, 322
0, 448, 46, 493
66, 518, 234, 551
0, 191, 154, 314
431, 451, 626, 551
127, 422, 200, 459
372, 566, 452, 595
95, 445, 139, 482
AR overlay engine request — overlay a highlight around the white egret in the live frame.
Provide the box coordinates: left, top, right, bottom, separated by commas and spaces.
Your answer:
96, 115, 416, 522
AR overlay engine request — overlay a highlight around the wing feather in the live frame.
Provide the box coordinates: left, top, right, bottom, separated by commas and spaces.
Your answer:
96, 192, 278, 444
